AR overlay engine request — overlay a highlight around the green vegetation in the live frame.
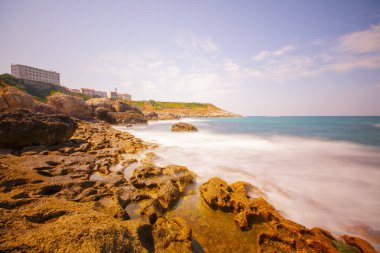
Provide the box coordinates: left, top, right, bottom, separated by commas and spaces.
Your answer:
334, 240, 360, 253
0, 73, 92, 101
131, 100, 209, 110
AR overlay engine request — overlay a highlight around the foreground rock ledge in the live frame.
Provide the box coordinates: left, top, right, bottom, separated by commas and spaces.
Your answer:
171, 122, 198, 132
0, 108, 77, 148
200, 177, 377, 253
0, 120, 194, 252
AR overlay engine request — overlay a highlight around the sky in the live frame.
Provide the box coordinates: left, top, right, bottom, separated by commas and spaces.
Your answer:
1, 0, 380, 116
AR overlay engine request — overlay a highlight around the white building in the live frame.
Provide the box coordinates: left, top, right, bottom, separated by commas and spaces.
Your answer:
117, 93, 132, 101
70, 88, 80, 93
11, 64, 60, 85
107, 91, 118, 99
94, 90, 107, 97
80, 88, 95, 96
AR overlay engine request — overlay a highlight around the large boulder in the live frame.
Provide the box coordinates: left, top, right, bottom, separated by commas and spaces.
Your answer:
0, 86, 35, 110
86, 98, 114, 113
153, 217, 193, 252
0, 109, 77, 148
144, 112, 158, 121
113, 100, 144, 114
34, 101, 57, 114
171, 122, 198, 132
47, 93, 91, 119
342, 235, 377, 253
108, 111, 147, 125
95, 107, 116, 124
113, 100, 129, 112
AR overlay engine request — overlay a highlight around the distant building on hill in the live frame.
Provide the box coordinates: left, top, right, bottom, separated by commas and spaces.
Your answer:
80, 88, 95, 96
107, 91, 118, 99
11, 64, 60, 85
70, 88, 80, 93
117, 93, 132, 101
94, 90, 107, 97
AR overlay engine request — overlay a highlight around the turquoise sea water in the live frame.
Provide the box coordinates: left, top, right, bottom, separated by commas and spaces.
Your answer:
188, 116, 380, 147
116, 116, 380, 249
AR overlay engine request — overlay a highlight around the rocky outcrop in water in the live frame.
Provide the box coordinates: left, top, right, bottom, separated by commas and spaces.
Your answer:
47, 93, 91, 119
86, 97, 114, 113
171, 122, 198, 132
0, 109, 77, 148
200, 177, 375, 252
144, 112, 158, 120
109, 111, 147, 125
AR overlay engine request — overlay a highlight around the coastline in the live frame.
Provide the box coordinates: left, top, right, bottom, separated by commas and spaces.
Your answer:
0, 116, 377, 252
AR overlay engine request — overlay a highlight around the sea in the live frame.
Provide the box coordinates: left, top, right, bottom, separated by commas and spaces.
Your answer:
115, 116, 380, 248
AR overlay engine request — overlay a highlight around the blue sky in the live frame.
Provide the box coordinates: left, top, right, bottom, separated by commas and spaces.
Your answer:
1, 0, 380, 115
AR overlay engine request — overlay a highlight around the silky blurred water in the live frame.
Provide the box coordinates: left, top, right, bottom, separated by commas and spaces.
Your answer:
115, 116, 380, 248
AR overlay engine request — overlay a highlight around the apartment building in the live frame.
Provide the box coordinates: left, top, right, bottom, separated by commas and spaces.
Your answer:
117, 93, 132, 101
107, 91, 118, 99
11, 64, 60, 85
80, 88, 95, 96
94, 90, 107, 97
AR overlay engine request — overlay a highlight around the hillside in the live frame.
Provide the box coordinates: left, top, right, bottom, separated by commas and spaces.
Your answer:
131, 100, 241, 118
0, 73, 240, 118
0, 74, 91, 101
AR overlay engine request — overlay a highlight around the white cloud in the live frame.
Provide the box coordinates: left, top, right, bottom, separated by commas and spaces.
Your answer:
87, 24, 380, 104
253, 45, 295, 61
175, 32, 219, 53
249, 23, 380, 79
336, 23, 380, 54
223, 58, 240, 73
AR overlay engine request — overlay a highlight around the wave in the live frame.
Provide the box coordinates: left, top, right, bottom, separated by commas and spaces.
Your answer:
374, 123, 380, 129
115, 121, 380, 247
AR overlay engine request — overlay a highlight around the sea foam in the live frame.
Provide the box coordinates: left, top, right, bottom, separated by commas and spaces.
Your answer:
115, 119, 380, 248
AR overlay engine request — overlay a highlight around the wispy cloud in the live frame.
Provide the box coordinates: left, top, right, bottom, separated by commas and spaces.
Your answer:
87, 23, 380, 103
253, 45, 295, 61
248, 23, 380, 79
175, 32, 219, 53
336, 23, 380, 54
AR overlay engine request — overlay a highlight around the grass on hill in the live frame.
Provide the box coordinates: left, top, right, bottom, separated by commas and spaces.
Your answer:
131, 100, 209, 110
0, 73, 92, 101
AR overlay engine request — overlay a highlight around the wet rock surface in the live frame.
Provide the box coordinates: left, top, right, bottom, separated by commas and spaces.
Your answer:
0, 117, 376, 252
199, 177, 376, 252
144, 111, 159, 120
171, 122, 198, 132
0, 109, 77, 148
0, 120, 194, 252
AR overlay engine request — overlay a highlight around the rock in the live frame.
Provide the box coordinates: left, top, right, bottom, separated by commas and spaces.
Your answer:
86, 98, 114, 113
0, 109, 77, 148
94, 107, 116, 123
113, 100, 130, 112
108, 111, 147, 125
158, 113, 181, 120
199, 177, 358, 252
144, 112, 158, 120
342, 235, 377, 253
47, 93, 91, 119
153, 217, 193, 252
34, 101, 57, 114
0, 86, 35, 110
0, 96, 8, 110
157, 181, 180, 209
199, 177, 233, 212
171, 122, 198, 132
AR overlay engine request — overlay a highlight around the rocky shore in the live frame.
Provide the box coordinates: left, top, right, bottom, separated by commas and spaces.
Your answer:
0, 85, 377, 252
